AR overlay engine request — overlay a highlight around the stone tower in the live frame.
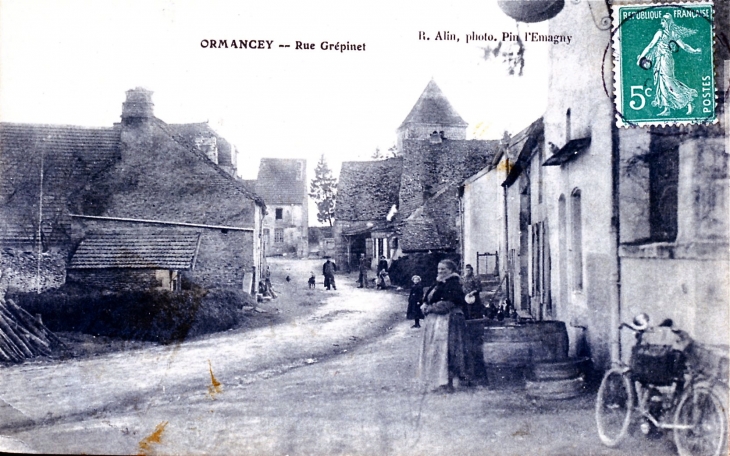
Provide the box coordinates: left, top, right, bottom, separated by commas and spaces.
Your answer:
396, 79, 468, 151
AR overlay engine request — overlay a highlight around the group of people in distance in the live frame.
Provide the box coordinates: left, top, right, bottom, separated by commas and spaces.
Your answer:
408, 261, 488, 392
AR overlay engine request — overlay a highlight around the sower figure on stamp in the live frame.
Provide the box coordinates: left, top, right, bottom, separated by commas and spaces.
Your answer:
637, 13, 701, 116
357, 253, 369, 288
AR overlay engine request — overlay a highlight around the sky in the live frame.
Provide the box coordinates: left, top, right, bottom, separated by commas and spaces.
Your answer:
0, 0, 551, 223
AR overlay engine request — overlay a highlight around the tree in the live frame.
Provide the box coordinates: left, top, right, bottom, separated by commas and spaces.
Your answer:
371, 147, 384, 160
309, 155, 337, 226
387, 144, 399, 158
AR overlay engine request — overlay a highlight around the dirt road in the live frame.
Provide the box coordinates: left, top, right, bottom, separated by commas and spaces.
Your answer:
0, 259, 679, 455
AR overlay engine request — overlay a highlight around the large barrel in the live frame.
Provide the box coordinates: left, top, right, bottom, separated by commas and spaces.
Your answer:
482, 321, 569, 365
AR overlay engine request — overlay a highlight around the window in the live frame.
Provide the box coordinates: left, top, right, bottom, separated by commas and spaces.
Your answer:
275, 208, 283, 220
648, 136, 679, 242
571, 189, 583, 291
274, 228, 284, 243
565, 108, 572, 142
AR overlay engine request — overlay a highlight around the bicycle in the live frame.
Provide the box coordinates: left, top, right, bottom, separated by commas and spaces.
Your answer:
595, 314, 728, 456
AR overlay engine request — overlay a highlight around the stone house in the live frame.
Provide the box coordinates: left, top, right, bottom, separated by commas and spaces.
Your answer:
254, 158, 309, 257
0, 87, 266, 294
333, 157, 403, 271
333, 80, 497, 283
461, 0, 729, 372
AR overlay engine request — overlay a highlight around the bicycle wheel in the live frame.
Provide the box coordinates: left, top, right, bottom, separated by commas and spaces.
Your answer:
674, 384, 727, 456
595, 368, 634, 447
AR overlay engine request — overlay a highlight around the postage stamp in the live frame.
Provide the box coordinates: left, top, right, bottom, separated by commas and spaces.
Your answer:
612, 1, 716, 127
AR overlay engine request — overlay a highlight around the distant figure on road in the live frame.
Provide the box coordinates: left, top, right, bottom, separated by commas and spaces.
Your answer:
308, 272, 316, 289
377, 255, 388, 274
322, 258, 337, 290
407, 275, 424, 328
417, 259, 468, 392
462, 264, 484, 320
377, 269, 391, 290
357, 253, 369, 289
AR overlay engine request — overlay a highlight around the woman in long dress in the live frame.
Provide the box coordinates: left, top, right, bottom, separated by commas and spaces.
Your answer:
417, 259, 468, 392
637, 13, 701, 116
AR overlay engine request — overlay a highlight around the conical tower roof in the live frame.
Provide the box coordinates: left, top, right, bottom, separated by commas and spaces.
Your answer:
398, 80, 468, 130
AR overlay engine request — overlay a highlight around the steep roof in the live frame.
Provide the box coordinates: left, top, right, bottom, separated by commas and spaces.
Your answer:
0, 123, 121, 244
335, 157, 403, 222
69, 232, 200, 269
395, 138, 498, 252
398, 139, 498, 220
398, 80, 468, 130
66, 117, 264, 231
255, 158, 307, 205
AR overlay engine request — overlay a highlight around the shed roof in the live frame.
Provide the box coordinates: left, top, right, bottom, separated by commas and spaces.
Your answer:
69, 232, 200, 269
398, 80, 468, 130
335, 157, 403, 222
255, 158, 307, 205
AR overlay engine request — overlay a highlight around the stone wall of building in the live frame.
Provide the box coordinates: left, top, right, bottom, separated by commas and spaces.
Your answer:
72, 218, 254, 293
66, 268, 159, 292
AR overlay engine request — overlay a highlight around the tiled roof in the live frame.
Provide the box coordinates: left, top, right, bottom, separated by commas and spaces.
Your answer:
399, 213, 451, 252
69, 232, 200, 269
255, 158, 307, 205
398, 80, 468, 130
103, 117, 266, 222
335, 157, 403, 222
399, 185, 460, 252
394, 138, 497, 252
398, 139, 498, 219
0, 123, 121, 244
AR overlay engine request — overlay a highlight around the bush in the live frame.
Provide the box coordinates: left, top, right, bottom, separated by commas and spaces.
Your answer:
7, 284, 256, 344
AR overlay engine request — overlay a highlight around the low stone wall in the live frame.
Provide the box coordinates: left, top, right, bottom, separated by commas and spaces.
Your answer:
0, 246, 67, 293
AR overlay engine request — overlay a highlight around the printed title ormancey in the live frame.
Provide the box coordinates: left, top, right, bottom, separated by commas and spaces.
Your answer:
199, 31, 573, 50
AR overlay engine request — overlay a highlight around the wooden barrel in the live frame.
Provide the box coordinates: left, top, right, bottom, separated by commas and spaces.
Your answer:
525, 376, 586, 400
531, 357, 590, 381
482, 321, 569, 366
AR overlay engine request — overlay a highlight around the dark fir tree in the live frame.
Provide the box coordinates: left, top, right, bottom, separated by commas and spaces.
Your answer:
309, 155, 337, 226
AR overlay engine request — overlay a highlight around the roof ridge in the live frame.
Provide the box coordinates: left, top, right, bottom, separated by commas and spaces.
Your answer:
0, 122, 117, 131
153, 118, 266, 208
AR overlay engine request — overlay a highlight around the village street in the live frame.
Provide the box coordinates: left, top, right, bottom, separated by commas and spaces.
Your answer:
0, 258, 678, 455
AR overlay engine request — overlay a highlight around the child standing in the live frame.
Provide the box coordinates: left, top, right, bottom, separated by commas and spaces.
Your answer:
406, 275, 425, 328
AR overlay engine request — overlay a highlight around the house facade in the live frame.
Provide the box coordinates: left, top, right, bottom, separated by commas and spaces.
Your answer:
461, 0, 729, 372
0, 88, 266, 294
255, 158, 309, 257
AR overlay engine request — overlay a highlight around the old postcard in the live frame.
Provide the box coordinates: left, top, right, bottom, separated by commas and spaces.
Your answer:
0, 1, 727, 455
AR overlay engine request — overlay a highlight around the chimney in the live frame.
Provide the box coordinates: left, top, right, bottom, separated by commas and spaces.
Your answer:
429, 131, 442, 144
121, 87, 154, 125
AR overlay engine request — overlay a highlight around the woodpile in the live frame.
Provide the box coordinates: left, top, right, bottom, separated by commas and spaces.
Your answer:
0, 298, 63, 363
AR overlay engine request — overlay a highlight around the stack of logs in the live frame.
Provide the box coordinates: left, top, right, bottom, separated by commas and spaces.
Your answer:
0, 298, 63, 363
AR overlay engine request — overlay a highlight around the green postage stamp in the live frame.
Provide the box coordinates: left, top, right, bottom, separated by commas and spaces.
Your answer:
612, 2, 716, 127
